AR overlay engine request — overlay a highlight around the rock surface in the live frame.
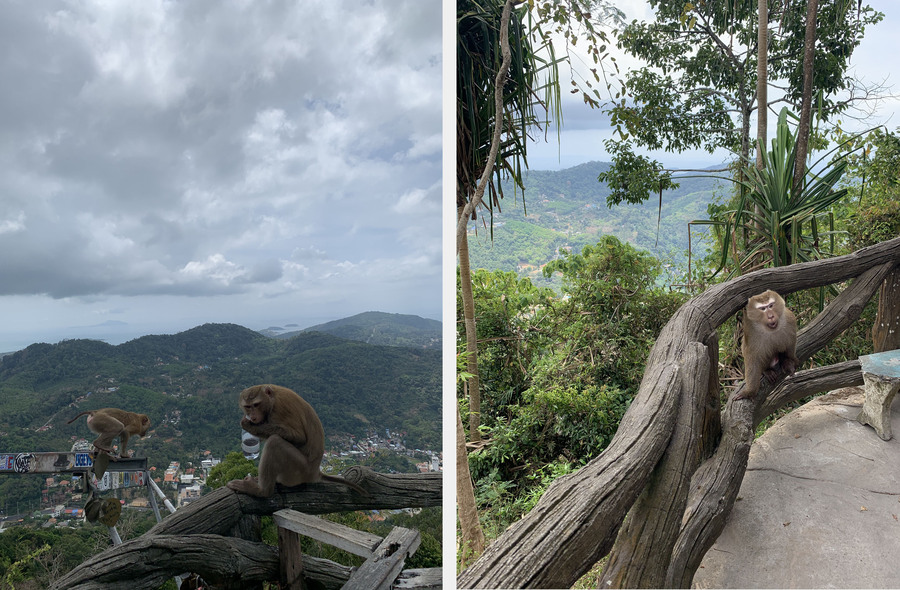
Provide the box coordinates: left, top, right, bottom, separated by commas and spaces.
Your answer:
694, 387, 900, 589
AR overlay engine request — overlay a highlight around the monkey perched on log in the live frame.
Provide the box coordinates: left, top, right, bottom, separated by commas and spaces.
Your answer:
227, 384, 368, 497
67, 408, 150, 457
735, 289, 800, 400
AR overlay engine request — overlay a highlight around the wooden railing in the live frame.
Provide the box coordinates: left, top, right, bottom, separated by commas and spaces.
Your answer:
458, 236, 900, 589
51, 467, 441, 590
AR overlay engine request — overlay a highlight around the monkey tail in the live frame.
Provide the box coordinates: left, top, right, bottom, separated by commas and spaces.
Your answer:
66, 410, 91, 424
320, 473, 369, 496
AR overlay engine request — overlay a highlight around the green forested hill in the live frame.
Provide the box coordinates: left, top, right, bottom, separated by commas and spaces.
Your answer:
469, 161, 727, 281
0, 323, 441, 459
265, 311, 441, 349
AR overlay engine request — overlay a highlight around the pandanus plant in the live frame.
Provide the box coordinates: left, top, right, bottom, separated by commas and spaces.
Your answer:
698, 107, 859, 277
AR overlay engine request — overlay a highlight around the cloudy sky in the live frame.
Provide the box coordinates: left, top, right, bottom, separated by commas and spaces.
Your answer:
0, 1, 442, 352
527, 0, 900, 171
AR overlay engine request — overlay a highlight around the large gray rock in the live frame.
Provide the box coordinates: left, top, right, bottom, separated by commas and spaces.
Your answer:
694, 387, 900, 589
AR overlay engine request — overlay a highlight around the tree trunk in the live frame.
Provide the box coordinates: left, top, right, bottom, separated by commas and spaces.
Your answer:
792, 0, 818, 196
873, 267, 900, 352
458, 205, 482, 442
454, 0, 517, 570
756, 0, 768, 170
456, 0, 517, 441
457, 401, 486, 565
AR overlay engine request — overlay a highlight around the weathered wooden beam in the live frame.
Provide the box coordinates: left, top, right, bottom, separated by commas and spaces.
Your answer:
394, 568, 442, 590
599, 342, 710, 588
759, 360, 863, 420
0, 452, 145, 474
53, 469, 440, 589
273, 509, 382, 558
148, 467, 440, 537
49, 534, 279, 590
343, 527, 421, 590
278, 525, 306, 590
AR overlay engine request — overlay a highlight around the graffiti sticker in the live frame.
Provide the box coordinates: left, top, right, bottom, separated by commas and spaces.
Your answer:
13, 453, 35, 473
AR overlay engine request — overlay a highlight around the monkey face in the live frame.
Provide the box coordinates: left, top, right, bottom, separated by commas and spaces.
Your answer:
241, 396, 269, 424
754, 298, 779, 329
238, 385, 280, 428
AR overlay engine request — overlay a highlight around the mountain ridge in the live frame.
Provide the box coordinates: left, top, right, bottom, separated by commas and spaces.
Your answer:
262, 311, 441, 349
0, 318, 441, 453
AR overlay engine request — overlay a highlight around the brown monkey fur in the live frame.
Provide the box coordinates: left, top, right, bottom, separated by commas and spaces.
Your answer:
734, 289, 799, 400
226, 384, 368, 497
67, 408, 150, 457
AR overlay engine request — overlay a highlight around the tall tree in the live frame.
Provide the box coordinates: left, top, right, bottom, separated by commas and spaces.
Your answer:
456, 0, 523, 555
457, 0, 547, 443
792, 0, 819, 194
600, 0, 883, 206
456, 0, 617, 559
756, 0, 768, 170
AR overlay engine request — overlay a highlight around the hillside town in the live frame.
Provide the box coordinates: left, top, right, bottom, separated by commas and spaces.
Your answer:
0, 427, 441, 531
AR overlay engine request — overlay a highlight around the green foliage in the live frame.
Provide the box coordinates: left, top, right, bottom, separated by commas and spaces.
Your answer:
358, 450, 420, 474
602, 0, 882, 205
835, 126, 900, 248
2, 543, 49, 588
539, 238, 686, 391
598, 141, 678, 206
457, 0, 550, 212
456, 269, 555, 411
473, 457, 577, 537
456, 0, 620, 218
772, 1, 883, 108
461, 237, 685, 531
0, 527, 103, 588
207, 452, 257, 489
849, 198, 900, 249
374, 506, 442, 569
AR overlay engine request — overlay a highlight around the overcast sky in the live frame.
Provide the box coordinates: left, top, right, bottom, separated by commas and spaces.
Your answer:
527, 0, 900, 171
0, 1, 442, 352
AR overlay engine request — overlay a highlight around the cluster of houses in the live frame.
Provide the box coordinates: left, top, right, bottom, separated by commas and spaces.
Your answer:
2, 425, 441, 531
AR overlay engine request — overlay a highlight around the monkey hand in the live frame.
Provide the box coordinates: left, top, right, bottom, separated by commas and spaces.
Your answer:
782, 358, 797, 376
241, 417, 269, 436
243, 420, 285, 439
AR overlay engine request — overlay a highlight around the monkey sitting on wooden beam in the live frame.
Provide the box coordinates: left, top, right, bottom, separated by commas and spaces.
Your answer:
227, 384, 368, 497
734, 289, 800, 400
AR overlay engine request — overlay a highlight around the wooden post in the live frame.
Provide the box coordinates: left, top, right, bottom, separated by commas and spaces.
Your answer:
278, 525, 306, 590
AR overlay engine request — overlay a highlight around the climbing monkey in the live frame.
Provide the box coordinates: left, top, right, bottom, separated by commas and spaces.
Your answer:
226, 384, 368, 497
67, 408, 150, 458
735, 289, 800, 400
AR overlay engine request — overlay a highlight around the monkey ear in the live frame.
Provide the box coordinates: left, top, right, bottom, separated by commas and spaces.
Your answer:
264, 386, 275, 397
